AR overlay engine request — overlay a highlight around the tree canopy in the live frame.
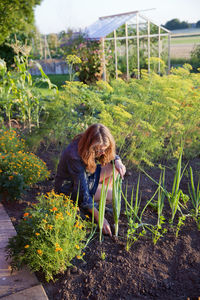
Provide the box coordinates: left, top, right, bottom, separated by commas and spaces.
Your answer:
164, 19, 190, 30
0, 0, 42, 45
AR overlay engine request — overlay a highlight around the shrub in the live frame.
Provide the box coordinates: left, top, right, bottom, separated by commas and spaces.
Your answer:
0, 128, 50, 200
0, 128, 26, 153
7, 191, 89, 281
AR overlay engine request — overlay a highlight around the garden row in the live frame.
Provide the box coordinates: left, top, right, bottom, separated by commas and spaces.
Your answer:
0, 54, 200, 283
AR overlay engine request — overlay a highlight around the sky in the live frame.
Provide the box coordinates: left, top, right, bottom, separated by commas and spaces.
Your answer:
34, 0, 200, 34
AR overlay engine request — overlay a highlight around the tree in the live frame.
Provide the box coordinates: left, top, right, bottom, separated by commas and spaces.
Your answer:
164, 19, 189, 30
196, 20, 200, 28
0, 0, 43, 45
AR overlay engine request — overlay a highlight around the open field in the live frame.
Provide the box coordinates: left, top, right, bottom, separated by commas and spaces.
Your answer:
170, 35, 200, 59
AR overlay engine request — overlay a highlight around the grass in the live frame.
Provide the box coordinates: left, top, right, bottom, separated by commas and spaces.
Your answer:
171, 36, 200, 45
32, 74, 70, 90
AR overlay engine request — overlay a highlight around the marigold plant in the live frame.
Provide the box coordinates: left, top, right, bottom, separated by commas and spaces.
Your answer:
7, 191, 89, 281
0, 128, 49, 200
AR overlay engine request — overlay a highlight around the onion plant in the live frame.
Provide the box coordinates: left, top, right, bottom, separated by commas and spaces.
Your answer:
152, 170, 167, 244
123, 175, 157, 251
188, 166, 200, 230
112, 162, 122, 237
140, 147, 188, 225
98, 176, 110, 243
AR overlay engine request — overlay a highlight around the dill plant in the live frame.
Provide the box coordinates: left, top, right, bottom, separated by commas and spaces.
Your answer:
7, 191, 89, 282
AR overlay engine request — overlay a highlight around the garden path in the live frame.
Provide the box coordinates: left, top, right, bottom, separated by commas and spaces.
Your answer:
0, 203, 48, 300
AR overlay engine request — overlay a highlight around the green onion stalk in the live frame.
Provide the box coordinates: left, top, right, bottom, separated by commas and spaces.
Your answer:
112, 162, 122, 237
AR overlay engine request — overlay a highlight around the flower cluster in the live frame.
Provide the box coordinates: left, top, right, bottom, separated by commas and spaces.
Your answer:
7, 191, 89, 281
0, 128, 25, 154
0, 128, 49, 200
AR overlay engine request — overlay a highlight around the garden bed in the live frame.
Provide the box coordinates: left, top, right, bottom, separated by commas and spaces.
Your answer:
3, 148, 200, 300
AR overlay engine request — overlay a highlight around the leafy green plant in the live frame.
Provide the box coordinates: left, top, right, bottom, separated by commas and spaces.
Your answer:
123, 175, 156, 251
0, 128, 26, 153
112, 162, 122, 237
151, 170, 167, 245
0, 171, 27, 201
65, 54, 81, 81
188, 166, 200, 230
7, 191, 88, 282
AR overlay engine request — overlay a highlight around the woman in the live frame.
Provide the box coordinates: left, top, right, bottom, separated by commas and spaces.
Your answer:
54, 123, 126, 236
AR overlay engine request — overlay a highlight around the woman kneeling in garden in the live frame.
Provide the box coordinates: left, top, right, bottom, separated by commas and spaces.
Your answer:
55, 123, 126, 236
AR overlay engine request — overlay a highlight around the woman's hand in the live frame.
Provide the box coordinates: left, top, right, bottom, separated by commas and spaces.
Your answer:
115, 159, 126, 179
102, 218, 112, 236
88, 207, 112, 237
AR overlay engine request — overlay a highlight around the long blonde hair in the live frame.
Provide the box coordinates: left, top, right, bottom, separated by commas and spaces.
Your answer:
77, 123, 116, 173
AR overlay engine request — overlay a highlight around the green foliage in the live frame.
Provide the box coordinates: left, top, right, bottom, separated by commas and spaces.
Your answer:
6, 191, 88, 281
112, 162, 122, 237
164, 19, 190, 30
0, 128, 49, 200
0, 171, 27, 201
188, 166, 200, 230
0, 0, 42, 45
0, 53, 56, 131
98, 176, 110, 243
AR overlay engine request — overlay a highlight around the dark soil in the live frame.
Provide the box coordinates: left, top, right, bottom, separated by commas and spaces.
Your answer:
3, 148, 200, 300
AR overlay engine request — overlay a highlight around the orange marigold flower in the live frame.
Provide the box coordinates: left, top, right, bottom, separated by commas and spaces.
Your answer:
24, 245, 29, 248
37, 249, 43, 255
55, 247, 63, 252
77, 255, 81, 259
52, 207, 58, 211
48, 225, 53, 230
23, 212, 29, 217
35, 233, 40, 236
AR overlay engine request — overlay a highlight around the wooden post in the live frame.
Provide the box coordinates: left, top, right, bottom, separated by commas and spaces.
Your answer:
136, 13, 140, 79
114, 30, 118, 79
102, 38, 106, 81
158, 26, 161, 74
168, 34, 171, 74
147, 20, 150, 74
125, 22, 129, 80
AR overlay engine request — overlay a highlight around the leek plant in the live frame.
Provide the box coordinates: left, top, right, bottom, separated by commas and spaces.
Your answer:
123, 175, 157, 251
188, 167, 200, 230
140, 148, 188, 225
112, 162, 122, 237
152, 170, 167, 244
98, 176, 110, 243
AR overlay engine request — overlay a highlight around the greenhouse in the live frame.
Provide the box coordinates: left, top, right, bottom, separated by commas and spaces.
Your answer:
85, 10, 171, 80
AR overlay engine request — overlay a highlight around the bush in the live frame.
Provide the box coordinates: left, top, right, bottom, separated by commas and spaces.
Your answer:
7, 191, 89, 281
0, 128, 50, 200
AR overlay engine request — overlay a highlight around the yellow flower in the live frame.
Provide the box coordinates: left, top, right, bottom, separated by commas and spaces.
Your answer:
77, 255, 81, 259
37, 249, 43, 255
48, 225, 53, 230
42, 219, 47, 223
35, 233, 40, 236
75, 245, 80, 249
24, 245, 29, 248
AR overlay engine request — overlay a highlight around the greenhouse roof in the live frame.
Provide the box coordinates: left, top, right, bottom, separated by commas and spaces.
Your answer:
85, 11, 139, 40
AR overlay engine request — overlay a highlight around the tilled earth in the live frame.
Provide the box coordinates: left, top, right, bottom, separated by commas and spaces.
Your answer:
3, 149, 200, 300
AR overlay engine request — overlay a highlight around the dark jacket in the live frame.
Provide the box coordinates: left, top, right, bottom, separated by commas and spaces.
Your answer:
54, 138, 101, 210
